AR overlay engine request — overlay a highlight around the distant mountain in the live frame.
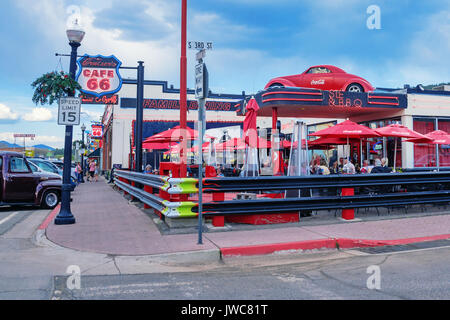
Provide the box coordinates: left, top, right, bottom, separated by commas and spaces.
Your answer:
0, 141, 22, 148
33, 144, 55, 151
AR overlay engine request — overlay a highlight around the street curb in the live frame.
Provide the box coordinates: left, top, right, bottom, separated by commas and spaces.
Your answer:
37, 205, 60, 230
220, 234, 450, 257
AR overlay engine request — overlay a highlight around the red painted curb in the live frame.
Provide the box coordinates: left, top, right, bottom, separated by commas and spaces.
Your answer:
220, 234, 450, 257
38, 204, 61, 230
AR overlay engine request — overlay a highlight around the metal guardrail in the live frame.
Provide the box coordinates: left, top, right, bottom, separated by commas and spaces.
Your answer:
113, 169, 450, 219
114, 169, 198, 194
114, 177, 196, 218
202, 172, 450, 193
196, 190, 450, 215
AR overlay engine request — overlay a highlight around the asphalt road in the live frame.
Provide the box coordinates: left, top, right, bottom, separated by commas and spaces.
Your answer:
0, 205, 449, 302
53, 245, 450, 301
0, 206, 36, 236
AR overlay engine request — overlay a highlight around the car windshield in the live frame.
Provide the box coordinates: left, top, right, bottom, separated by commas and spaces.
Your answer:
28, 161, 40, 172
52, 162, 63, 169
30, 160, 58, 173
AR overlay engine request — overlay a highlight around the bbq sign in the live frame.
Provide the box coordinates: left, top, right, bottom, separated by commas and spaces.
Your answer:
76, 55, 123, 97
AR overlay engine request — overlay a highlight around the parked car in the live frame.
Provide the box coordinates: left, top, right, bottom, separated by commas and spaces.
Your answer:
50, 160, 77, 181
264, 65, 375, 92
31, 158, 78, 187
0, 151, 62, 208
28, 158, 61, 175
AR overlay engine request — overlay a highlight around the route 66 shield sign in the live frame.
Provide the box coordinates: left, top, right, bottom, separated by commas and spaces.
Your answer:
76, 54, 123, 97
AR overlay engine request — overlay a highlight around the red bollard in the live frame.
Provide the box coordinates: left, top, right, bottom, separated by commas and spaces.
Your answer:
212, 216, 225, 227
213, 193, 225, 202
129, 181, 135, 201
341, 187, 354, 220
143, 185, 153, 209
122, 178, 128, 196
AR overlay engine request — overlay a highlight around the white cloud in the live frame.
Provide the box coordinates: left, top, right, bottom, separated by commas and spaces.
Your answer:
0, 103, 19, 120
22, 107, 54, 122
0, 132, 63, 148
81, 109, 103, 122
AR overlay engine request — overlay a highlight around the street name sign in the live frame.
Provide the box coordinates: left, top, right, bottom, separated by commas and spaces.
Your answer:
188, 41, 213, 50
195, 63, 209, 99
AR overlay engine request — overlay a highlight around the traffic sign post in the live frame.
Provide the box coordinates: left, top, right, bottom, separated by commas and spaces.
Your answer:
196, 50, 209, 245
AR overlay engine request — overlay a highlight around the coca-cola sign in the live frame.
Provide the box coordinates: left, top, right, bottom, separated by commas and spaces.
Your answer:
76, 55, 123, 97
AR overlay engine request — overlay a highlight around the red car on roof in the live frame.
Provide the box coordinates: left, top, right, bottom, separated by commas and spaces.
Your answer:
264, 65, 375, 92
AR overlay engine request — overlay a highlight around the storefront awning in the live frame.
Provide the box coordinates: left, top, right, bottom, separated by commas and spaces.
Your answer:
87, 148, 101, 158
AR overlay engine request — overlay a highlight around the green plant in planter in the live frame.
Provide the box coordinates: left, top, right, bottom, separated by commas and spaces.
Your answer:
31, 71, 81, 105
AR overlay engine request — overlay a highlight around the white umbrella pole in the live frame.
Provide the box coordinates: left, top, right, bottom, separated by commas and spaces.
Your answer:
437, 144, 440, 172
347, 136, 349, 160
394, 138, 397, 172
360, 138, 363, 167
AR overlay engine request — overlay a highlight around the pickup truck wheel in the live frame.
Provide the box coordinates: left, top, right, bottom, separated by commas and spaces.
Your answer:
42, 190, 60, 209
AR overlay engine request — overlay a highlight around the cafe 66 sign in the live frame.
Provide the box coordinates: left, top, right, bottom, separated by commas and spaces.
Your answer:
76, 54, 123, 97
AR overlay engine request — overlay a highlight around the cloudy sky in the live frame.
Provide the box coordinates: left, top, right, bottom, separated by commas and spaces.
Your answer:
0, 0, 449, 148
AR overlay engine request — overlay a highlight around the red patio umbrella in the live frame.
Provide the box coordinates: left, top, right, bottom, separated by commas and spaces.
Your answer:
189, 141, 211, 153
405, 130, 450, 144
142, 141, 177, 150
144, 125, 213, 143
309, 136, 365, 146
309, 120, 380, 160
406, 130, 450, 171
215, 137, 271, 151
290, 139, 329, 150
243, 97, 260, 148
375, 124, 430, 171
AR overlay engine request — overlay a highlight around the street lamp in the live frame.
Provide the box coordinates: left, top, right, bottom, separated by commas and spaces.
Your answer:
81, 123, 86, 183
54, 22, 85, 225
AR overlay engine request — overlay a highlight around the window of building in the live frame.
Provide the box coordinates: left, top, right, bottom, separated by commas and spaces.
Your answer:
360, 118, 401, 168
413, 118, 436, 167
438, 119, 450, 167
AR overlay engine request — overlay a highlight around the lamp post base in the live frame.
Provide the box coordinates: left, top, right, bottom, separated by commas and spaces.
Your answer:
54, 214, 76, 225
54, 183, 76, 225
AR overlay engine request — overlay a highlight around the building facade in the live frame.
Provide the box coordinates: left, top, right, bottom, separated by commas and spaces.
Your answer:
101, 80, 450, 171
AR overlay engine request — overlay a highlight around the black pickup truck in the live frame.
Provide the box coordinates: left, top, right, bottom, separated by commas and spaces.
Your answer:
0, 151, 62, 209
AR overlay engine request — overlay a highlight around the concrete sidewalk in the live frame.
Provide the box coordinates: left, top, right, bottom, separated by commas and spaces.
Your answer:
44, 178, 450, 259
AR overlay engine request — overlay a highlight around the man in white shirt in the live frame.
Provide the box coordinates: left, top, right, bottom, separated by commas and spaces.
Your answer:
342, 158, 356, 174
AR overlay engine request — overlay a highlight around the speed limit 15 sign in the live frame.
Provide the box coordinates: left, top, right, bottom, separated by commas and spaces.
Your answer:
58, 97, 81, 126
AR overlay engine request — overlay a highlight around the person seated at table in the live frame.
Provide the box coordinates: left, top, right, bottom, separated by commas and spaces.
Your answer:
360, 160, 371, 174
144, 164, 152, 174
371, 158, 392, 173
329, 161, 339, 174
342, 158, 356, 174
216, 167, 224, 177
317, 158, 330, 175
338, 157, 344, 171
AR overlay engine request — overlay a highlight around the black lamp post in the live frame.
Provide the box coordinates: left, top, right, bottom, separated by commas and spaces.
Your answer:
81, 123, 86, 183
54, 23, 85, 225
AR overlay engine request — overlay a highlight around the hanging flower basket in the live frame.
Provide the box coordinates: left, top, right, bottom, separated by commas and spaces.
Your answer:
31, 71, 82, 105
